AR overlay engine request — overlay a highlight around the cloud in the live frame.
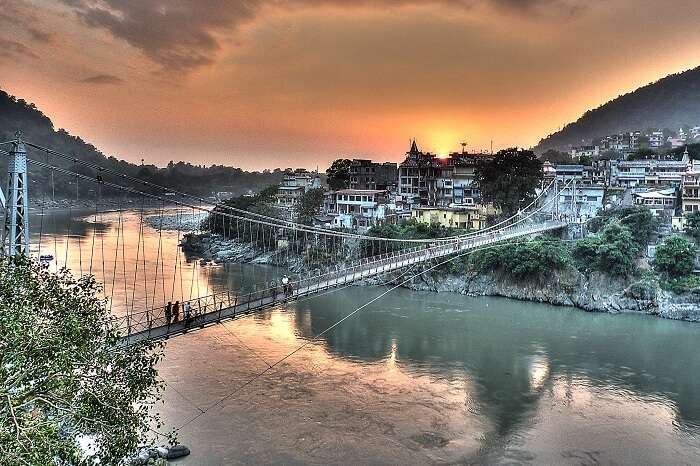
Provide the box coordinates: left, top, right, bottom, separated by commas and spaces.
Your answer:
61, 0, 585, 73
0, 38, 39, 59
81, 74, 125, 85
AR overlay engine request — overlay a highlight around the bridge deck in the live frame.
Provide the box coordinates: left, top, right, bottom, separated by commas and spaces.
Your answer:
122, 220, 565, 344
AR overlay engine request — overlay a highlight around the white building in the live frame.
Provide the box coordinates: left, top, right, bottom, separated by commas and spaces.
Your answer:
557, 185, 605, 219
326, 189, 396, 231
569, 145, 600, 160
633, 187, 677, 217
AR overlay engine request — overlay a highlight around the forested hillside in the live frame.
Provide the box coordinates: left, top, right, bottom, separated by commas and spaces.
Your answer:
0, 89, 284, 199
536, 66, 700, 152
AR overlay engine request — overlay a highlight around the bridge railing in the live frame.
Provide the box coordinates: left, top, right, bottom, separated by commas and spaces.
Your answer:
117, 217, 566, 338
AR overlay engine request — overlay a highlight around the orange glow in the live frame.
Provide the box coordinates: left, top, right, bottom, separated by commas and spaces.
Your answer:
2, 1, 700, 169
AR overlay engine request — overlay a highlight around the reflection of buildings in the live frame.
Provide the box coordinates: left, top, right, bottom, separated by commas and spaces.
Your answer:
291, 291, 700, 435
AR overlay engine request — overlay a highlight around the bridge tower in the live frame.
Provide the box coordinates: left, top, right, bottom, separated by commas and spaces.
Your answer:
2, 131, 30, 256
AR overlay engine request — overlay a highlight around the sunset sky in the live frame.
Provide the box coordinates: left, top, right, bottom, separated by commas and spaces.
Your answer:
1, 0, 699, 170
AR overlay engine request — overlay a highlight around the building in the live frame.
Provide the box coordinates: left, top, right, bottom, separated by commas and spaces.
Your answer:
649, 130, 665, 148
398, 140, 492, 208
275, 169, 321, 218
610, 150, 690, 187
554, 165, 584, 181
326, 189, 396, 231
681, 171, 700, 216
569, 145, 600, 160
557, 184, 605, 219
633, 187, 677, 217
349, 159, 398, 191
411, 205, 493, 230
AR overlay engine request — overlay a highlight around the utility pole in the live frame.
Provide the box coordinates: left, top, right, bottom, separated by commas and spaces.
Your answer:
2, 131, 30, 256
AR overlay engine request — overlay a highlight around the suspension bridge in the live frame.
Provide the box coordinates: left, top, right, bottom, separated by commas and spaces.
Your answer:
0, 133, 572, 344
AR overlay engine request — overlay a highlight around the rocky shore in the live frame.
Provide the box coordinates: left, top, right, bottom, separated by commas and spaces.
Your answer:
144, 212, 207, 232
394, 267, 700, 322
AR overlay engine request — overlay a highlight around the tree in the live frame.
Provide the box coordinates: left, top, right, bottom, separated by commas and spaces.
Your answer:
628, 148, 657, 160
475, 148, 543, 216
295, 187, 325, 226
325, 159, 352, 190
597, 221, 640, 276
655, 236, 697, 277
0, 256, 168, 464
685, 211, 700, 241
539, 149, 573, 165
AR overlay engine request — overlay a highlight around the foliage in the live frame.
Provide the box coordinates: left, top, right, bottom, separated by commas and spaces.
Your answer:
468, 237, 571, 279
474, 148, 543, 216
572, 221, 640, 276
654, 236, 697, 278
684, 211, 700, 242
0, 256, 167, 465
539, 149, 573, 164
0, 89, 285, 199
325, 159, 352, 190
360, 220, 468, 258
295, 188, 325, 226
628, 148, 657, 160
660, 275, 700, 294
588, 206, 657, 248
206, 184, 282, 248
536, 65, 700, 153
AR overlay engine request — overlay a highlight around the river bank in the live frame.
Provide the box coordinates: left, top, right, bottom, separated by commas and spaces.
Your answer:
179, 230, 700, 323
392, 266, 700, 322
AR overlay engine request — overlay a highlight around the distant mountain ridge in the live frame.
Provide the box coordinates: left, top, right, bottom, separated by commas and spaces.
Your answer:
536, 66, 700, 152
0, 89, 284, 199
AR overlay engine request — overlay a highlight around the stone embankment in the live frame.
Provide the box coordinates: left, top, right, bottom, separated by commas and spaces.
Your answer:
396, 267, 700, 322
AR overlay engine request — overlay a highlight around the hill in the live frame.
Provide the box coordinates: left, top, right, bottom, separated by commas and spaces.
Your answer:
536, 66, 700, 152
0, 89, 284, 199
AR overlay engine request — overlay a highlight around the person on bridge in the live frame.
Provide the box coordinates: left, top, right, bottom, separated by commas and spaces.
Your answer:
173, 301, 180, 323
165, 301, 172, 325
184, 301, 192, 323
282, 275, 292, 299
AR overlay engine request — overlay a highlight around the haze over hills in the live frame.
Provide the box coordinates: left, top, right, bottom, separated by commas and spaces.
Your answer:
536, 66, 700, 152
0, 89, 284, 199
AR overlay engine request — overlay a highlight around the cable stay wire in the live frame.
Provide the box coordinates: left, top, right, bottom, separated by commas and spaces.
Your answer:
16, 142, 560, 244
175, 233, 578, 431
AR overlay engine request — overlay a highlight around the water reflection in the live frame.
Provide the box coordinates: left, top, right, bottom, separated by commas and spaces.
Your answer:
290, 290, 700, 436
28, 208, 285, 317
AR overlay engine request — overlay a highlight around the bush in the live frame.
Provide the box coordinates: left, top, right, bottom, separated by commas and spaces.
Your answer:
685, 211, 700, 242
572, 221, 639, 276
654, 235, 697, 278
589, 206, 657, 248
469, 238, 571, 279
0, 256, 167, 464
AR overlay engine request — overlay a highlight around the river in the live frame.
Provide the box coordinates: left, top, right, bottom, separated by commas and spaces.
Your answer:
30, 208, 700, 465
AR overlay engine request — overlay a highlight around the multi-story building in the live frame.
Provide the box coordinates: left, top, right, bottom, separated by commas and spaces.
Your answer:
275, 169, 321, 218
326, 189, 396, 231
554, 164, 584, 181
649, 131, 665, 148
633, 187, 677, 217
557, 185, 605, 219
398, 140, 492, 208
349, 159, 398, 191
611, 155, 689, 187
681, 171, 700, 215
